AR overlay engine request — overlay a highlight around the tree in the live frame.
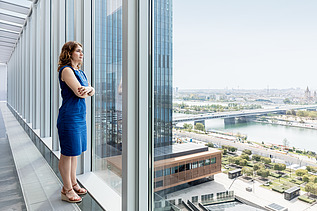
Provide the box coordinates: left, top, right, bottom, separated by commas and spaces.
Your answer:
253, 163, 265, 171
234, 157, 241, 165
242, 167, 253, 177
313, 176, 317, 184
240, 154, 250, 161
297, 110, 305, 117
307, 166, 317, 173
283, 98, 291, 104
296, 169, 308, 177
183, 123, 193, 130
273, 163, 286, 171
229, 146, 237, 152
222, 149, 227, 155
303, 175, 310, 183
239, 159, 248, 166
252, 154, 261, 161
194, 123, 205, 131
243, 149, 252, 155
305, 182, 317, 196
261, 157, 271, 164
282, 138, 289, 148
206, 142, 214, 148
228, 156, 235, 165
257, 169, 270, 178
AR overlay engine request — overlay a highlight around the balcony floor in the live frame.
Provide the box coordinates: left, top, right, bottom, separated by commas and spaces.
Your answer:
0, 102, 81, 211
0, 103, 26, 210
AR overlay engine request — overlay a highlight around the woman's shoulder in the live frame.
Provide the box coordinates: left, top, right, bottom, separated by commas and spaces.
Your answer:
60, 65, 73, 71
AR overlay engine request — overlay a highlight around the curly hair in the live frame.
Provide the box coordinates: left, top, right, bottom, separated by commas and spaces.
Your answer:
58, 41, 83, 72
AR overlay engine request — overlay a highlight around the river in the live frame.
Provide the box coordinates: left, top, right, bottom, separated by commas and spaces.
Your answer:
174, 113, 317, 153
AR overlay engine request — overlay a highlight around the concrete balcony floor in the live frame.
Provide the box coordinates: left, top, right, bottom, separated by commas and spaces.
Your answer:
0, 102, 81, 211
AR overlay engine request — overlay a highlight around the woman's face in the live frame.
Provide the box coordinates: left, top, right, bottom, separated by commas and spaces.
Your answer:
71, 46, 83, 64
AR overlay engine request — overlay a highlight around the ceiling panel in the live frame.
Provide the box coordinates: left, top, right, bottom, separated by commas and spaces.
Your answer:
0, 53, 10, 58
0, 12, 25, 25
0, 45, 13, 50
0, 40, 14, 47
0, 0, 31, 63
0, 29, 19, 40
0, 46, 11, 50
0, 50, 11, 53
0, 36, 15, 43
0, 22, 22, 32
0, 1, 30, 15
0, 50, 12, 55
0, 45, 13, 51
0, 55, 10, 59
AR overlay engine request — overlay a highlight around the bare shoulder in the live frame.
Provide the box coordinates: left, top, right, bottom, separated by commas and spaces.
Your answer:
61, 67, 74, 81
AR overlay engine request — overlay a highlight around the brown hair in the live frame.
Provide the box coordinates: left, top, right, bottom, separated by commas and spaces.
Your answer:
57, 41, 83, 72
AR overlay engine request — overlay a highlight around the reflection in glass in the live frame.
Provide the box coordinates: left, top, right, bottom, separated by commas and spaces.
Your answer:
152, 1, 222, 210
93, 0, 122, 195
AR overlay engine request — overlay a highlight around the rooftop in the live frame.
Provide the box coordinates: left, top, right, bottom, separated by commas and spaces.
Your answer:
284, 186, 300, 194
154, 142, 210, 161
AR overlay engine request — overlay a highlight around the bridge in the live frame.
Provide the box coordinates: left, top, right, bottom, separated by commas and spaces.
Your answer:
173, 105, 317, 126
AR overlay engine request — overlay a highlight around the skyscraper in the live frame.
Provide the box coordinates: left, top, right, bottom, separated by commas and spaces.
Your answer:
94, 0, 173, 159
153, 0, 173, 148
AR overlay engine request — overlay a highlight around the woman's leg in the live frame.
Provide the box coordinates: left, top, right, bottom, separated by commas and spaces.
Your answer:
71, 156, 87, 194
59, 154, 80, 200
70, 156, 77, 186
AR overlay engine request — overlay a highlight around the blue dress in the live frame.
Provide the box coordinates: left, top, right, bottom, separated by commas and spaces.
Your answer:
57, 65, 89, 156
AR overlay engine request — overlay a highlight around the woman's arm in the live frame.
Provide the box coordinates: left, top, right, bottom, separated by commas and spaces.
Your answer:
61, 67, 90, 98
78, 85, 94, 97
87, 82, 95, 96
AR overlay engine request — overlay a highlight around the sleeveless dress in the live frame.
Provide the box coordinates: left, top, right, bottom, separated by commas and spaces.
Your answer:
57, 65, 89, 156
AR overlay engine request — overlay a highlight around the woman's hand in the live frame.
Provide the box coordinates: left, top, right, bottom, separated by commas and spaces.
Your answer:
78, 86, 92, 96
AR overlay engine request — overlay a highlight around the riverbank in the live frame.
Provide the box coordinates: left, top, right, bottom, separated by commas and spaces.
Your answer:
174, 129, 317, 167
256, 115, 317, 130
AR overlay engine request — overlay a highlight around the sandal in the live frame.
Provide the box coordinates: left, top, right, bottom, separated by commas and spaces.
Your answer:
61, 187, 82, 203
73, 183, 87, 195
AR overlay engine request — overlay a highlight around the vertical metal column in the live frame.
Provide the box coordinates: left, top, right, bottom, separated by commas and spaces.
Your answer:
122, 0, 137, 209
51, 0, 66, 151
81, 0, 92, 174
122, 0, 152, 210
43, 0, 51, 137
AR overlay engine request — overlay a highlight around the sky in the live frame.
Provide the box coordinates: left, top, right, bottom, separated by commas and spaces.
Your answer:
173, 0, 317, 90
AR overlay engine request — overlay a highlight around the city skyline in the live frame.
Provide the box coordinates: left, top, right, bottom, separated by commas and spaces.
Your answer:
173, 0, 317, 90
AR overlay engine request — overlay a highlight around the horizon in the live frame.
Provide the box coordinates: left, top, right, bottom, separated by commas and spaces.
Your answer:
174, 87, 313, 91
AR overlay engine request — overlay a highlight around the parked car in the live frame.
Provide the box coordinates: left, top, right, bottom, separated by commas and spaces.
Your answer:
246, 187, 252, 192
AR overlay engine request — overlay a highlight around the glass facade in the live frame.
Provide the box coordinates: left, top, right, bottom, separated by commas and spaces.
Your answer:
153, 0, 173, 148
152, 1, 223, 209
4, 0, 317, 210
92, 0, 173, 196
93, 0, 123, 194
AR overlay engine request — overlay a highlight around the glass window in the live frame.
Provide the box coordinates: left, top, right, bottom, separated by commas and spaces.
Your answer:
199, 160, 204, 167
211, 157, 216, 164
155, 170, 163, 178
185, 163, 191, 170
192, 161, 198, 169
155, 180, 163, 188
179, 164, 185, 172
165, 168, 171, 176
93, 0, 123, 195
66, 0, 74, 41
172, 166, 178, 174
205, 158, 210, 165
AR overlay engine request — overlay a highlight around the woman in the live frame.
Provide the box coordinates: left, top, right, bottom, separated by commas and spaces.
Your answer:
57, 41, 95, 203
